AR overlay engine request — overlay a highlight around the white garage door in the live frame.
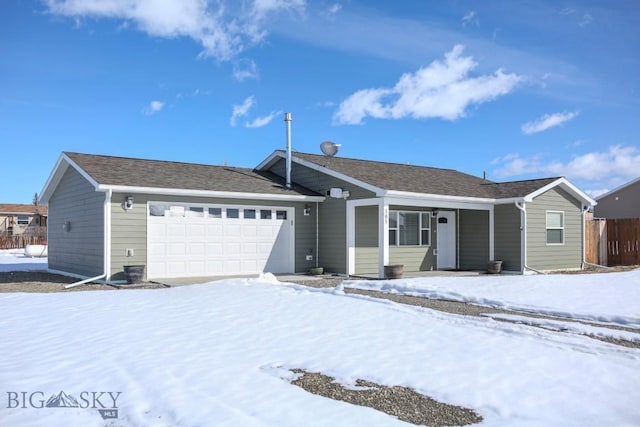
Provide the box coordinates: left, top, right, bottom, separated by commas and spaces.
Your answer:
147, 203, 294, 279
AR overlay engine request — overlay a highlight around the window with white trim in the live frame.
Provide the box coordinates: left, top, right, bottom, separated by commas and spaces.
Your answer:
17, 215, 29, 225
388, 210, 431, 246
546, 211, 564, 244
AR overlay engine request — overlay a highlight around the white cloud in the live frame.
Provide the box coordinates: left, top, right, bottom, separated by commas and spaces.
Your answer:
232, 59, 259, 81
44, 0, 306, 61
327, 3, 342, 15
521, 111, 579, 134
579, 13, 593, 27
492, 146, 640, 189
333, 45, 522, 125
142, 100, 164, 115
461, 11, 478, 28
245, 110, 282, 128
230, 96, 255, 126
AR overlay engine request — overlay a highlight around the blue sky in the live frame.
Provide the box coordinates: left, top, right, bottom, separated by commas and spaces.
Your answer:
1, 0, 639, 204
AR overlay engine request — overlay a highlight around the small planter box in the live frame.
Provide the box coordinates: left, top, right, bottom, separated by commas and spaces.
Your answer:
488, 260, 503, 274
123, 265, 145, 284
309, 267, 324, 276
384, 264, 404, 279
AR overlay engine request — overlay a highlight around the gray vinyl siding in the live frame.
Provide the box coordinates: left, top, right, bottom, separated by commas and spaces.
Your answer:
354, 205, 378, 275
388, 206, 436, 271
593, 182, 640, 219
48, 167, 104, 277
494, 204, 522, 272
269, 159, 376, 274
527, 187, 583, 271
458, 210, 489, 270
110, 193, 316, 280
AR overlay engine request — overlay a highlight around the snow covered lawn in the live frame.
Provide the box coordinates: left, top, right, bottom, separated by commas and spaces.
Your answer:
0, 248, 47, 272
345, 271, 640, 328
1, 251, 639, 426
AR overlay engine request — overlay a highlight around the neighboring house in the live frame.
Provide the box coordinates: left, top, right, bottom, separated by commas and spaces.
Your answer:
0, 203, 48, 237
39, 151, 595, 282
593, 177, 640, 219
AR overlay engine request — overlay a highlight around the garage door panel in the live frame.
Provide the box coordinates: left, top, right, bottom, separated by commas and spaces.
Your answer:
148, 204, 292, 279
225, 242, 241, 255
167, 223, 186, 237
167, 243, 186, 256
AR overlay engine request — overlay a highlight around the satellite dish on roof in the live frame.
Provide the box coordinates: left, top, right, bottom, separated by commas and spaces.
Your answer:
320, 141, 341, 157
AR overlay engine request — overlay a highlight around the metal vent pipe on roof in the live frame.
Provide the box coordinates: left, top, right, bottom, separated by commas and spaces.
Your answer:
284, 112, 292, 189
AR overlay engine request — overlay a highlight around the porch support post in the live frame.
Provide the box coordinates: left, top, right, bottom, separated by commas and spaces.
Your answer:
378, 199, 389, 279
489, 206, 495, 261
346, 200, 355, 276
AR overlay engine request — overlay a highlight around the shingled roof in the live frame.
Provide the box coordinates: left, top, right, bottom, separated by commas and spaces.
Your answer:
64, 152, 320, 197
288, 151, 561, 199
0, 204, 48, 215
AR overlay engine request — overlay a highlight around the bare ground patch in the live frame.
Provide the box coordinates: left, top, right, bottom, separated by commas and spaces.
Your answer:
0, 271, 167, 292
289, 369, 482, 426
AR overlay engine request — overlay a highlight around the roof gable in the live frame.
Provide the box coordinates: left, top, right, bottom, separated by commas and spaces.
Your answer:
595, 176, 640, 201
40, 152, 322, 204
259, 150, 595, 205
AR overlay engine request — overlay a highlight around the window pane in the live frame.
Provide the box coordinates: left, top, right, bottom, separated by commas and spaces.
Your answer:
227, 208, 239, 219
399, 212, 419, 245
547, 229, 563, 244
244, 209, 256, 219
547, 212, 563, 228
276, 210, 287, 220
260, 209, 272, 219
17, 215, 29, 224
208, 208, 222, 218
421, 212, 431, 225
389, 211, 398, 228
389, 230, 397, 245
188, 207, 204, 217
149, 204, 166, 217
421, 229, 430, 246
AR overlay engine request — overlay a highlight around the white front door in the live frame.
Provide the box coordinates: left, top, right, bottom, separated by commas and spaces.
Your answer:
436, 211, 456, 270
147, 203, 294, 279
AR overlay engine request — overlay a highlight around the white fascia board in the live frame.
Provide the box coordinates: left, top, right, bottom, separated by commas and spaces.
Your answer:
98, 185, 325, 202
493, 197, 525, 205
258, 151, 384, 195
524, 177, 596, 206
255, 151, 282, 170
384, 196, 492, 211
39, 153, 101, 204
383, 191, 495, 209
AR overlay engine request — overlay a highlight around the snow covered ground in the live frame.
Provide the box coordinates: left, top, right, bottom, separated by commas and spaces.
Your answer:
1, 251, 639, 426
0, 248, 47, 272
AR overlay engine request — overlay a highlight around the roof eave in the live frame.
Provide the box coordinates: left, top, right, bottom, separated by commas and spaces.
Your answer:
98, 185, 325, 202
523, 177, 596, 205
39, 153, 101, 204
258, 151, 385, 196
383, 190, 497, 204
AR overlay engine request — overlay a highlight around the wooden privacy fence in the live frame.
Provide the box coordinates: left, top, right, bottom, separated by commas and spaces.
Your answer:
585, 218, 607, 265
586, 218, 640, 266
0, 235, 47, 249
606, 218, 640, 266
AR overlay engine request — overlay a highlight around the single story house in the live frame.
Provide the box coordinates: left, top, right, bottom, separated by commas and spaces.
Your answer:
593, 176, 640, 219
0, 203, 48, 237
39, 150, 596, 282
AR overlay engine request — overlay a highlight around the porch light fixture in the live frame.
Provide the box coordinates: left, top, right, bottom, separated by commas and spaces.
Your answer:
123, 196, 134, 210
304, 204, 312, 216
432, 209, 439, 217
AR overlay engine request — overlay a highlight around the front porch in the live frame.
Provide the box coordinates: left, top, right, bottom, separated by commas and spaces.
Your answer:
347, 196, 495, 278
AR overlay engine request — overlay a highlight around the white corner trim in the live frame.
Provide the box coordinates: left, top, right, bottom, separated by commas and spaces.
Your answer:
98, 185, 325, 202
